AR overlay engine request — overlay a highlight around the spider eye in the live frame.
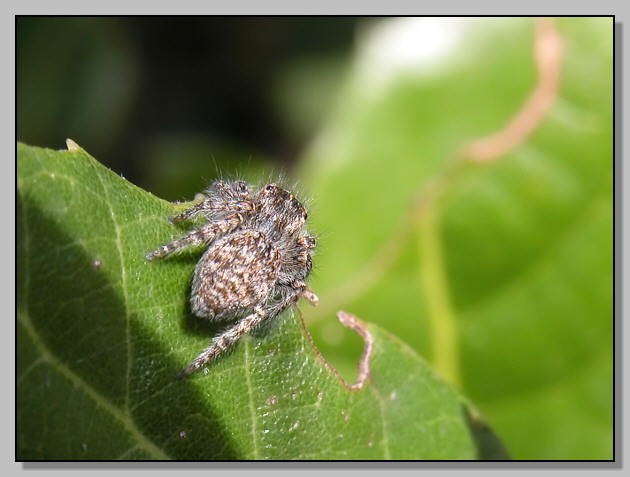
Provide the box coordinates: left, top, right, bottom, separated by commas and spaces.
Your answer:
265, 184, 276, 192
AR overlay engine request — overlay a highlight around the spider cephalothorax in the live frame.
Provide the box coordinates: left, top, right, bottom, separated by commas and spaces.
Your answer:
146, 180, 317, 378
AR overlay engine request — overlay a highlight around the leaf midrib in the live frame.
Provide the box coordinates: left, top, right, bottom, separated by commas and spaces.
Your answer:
19, 154, 170, 460
94, 167, 134, 414
17, 308, 170, 460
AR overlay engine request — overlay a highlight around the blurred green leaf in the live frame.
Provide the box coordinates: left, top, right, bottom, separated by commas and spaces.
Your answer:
299, 17, 612, 460
17, 142, 505, 460
17, 17, 138, 155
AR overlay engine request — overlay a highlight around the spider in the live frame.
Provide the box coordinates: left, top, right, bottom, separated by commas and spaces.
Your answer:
146, 179, 318, 378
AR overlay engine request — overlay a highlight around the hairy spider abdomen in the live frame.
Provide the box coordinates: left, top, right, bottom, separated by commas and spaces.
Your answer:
190, 230, 281, 320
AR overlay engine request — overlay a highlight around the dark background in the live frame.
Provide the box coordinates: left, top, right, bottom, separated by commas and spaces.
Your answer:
17, 16, 361, 199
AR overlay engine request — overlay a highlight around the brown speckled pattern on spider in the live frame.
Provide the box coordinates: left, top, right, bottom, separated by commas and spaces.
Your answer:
146, 180, 318, 378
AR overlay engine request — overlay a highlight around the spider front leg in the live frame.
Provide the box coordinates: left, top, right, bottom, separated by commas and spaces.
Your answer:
169, 199, 214, 224
170, 197, 254, 224
170, 180, 254, 224
146, 213, 244, 261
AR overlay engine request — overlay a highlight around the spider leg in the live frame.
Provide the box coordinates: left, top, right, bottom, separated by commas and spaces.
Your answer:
178, 289, 303, 378
171, 198, 253, 224
302, 289, 319, 306
146, 213, 244, 260
170, 199, 215, 224
177, 305, 268, 379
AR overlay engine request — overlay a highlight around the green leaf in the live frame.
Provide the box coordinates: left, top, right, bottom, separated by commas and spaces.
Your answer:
298, 18, 612, 460
17, 142, 504, 460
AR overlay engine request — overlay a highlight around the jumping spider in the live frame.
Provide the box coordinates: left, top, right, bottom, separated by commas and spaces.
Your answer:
146, 180, 318, 378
